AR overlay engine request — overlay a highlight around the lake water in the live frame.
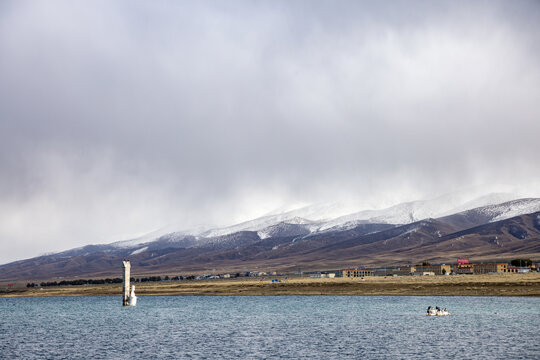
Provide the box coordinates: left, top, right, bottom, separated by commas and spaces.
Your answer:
1, 295, 538, 359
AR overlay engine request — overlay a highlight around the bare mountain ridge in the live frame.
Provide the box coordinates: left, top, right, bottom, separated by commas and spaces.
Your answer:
1, 198, 540, 281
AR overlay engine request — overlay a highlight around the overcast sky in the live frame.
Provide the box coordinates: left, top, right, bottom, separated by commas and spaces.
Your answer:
1, 1, 540, 264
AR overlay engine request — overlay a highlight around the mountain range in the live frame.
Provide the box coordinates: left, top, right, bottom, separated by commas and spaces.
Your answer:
1, 193, 539, 282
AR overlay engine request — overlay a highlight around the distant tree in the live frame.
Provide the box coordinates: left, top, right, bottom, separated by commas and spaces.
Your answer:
442, 269, 447, 275
511, 259, 532, 267
422, 262, 431, 266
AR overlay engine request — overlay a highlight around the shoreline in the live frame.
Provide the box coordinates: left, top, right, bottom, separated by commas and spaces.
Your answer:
2, 273, 539, 297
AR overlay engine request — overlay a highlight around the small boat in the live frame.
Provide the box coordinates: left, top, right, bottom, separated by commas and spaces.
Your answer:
128, 285, 137, 306
426, 307, 450, 316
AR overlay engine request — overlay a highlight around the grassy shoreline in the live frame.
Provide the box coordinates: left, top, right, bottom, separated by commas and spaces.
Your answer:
1, 273, 539, 297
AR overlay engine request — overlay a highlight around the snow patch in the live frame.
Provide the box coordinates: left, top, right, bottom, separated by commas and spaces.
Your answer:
130, 246, 148, 255
489, 198, 540, 222
402, 227, 419, 235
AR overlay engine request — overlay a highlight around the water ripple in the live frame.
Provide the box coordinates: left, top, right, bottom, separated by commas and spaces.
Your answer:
0, 295, 538, 359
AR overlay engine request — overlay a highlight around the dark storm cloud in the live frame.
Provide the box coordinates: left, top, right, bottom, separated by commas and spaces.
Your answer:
1, 1, 540, 263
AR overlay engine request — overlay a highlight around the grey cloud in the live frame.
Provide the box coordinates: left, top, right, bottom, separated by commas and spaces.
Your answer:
1, 1, 539, 263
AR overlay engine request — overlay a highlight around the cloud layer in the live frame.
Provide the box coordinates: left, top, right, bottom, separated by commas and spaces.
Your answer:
1, 1, 540, 263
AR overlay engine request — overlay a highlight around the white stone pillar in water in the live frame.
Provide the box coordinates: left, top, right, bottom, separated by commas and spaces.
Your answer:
122, 260, 131, 306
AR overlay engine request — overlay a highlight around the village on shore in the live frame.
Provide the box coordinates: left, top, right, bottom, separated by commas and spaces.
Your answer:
19, 258, 537, 289
193, 258, 537, 281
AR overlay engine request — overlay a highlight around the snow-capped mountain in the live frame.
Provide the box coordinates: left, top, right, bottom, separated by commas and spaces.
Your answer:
52, 195, 540, 264
2, 195, 540, 281
196, 202, 358, 238
439, 198, 540, 230
482, 198, 540, 222
256, 218, 319, 240
108, 202, 356, 248
318, 192, 523, 231
110, 193, 536, 251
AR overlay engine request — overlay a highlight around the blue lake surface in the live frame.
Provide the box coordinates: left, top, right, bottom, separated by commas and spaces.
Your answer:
1, 295, 539, 359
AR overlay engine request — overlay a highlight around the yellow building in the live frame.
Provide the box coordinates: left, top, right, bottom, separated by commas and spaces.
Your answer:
473, 263, 508, 274
342, 269, 373, 278
456, 263, 509, 274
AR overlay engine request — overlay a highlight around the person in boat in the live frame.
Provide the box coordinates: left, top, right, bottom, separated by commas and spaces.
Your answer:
427, 306, 438, 316
427, 306, 432, 315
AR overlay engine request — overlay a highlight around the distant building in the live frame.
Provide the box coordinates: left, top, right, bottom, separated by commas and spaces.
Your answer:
414, 264, 451, 275
311, 273, 336, 278
391, 266, 416, 276
387, 264, 451, 276
342, 269, 373, 278
473, 263, 508, 274
456, 263, 510, 274
455, 263, 474, 274
507, 266, 519, 273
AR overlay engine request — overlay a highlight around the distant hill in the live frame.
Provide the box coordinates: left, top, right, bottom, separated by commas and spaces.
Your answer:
1, 198, 539, 282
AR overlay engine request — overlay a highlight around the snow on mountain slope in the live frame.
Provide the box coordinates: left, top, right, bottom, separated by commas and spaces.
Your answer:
111, 227, 195, 249
439, 198, 540, 231
130, 246, 148, 256
198, 203, 356, 238
480, 198, 540, 222
106, 193, 536, 251
109, 206, 338, 249
199, 214, 308, 238
256, 219, 321, 240
318, 192, 524, 231
443, 193, 521, 215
